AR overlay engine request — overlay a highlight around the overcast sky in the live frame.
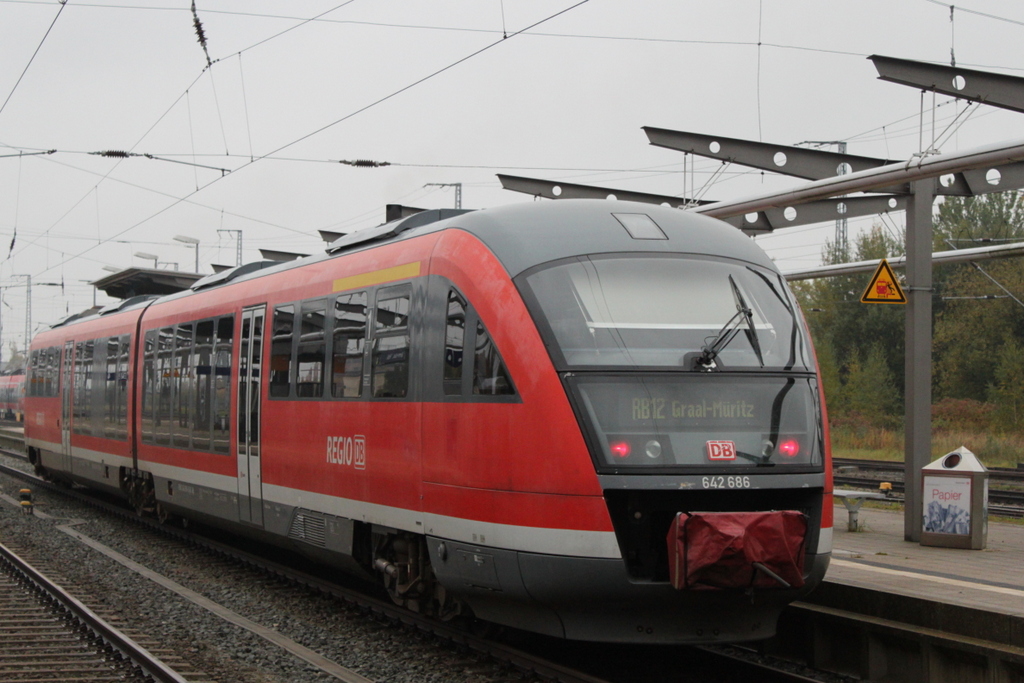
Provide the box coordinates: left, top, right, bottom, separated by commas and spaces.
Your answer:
1, 0, 1023, 353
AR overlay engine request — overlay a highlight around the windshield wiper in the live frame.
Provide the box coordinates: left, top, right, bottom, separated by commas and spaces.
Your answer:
731, 275, 765, 368
692, 275, 764, 371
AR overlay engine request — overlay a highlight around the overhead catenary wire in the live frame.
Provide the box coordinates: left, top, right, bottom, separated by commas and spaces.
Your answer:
23, 0, 595, 280
4, 0, 1024, 71
5, 2, 360, 260
0, 0, 67, 120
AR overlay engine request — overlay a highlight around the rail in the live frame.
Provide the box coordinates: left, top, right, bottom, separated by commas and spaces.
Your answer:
0, 539, 191, 683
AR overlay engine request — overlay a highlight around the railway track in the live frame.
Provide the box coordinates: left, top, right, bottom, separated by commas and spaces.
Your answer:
0, 453, 832, 683
0, 539, 190, 683
834, 457, 1024, 481
833, 457, 1024, 517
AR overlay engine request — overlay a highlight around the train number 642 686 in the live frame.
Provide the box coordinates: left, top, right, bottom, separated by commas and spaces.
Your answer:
701, 475, 752, 489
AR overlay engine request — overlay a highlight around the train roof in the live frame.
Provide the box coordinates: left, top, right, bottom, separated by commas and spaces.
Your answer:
436, 199, 775, 278
46, 200, 777, 335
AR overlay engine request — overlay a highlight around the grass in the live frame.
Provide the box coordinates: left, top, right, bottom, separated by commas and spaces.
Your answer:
831, 425, 1024, 469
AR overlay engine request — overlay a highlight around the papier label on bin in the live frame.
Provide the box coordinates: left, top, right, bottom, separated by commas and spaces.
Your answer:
923, 475, 972, 535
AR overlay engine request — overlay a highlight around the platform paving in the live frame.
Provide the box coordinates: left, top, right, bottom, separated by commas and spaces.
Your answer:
826, 503, 1024, 620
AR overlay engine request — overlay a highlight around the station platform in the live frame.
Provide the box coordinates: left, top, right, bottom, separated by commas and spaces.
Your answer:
825, 504, 1024, 620
773, 503, 1024, 681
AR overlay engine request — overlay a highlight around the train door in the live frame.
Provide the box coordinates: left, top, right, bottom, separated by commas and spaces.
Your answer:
59, 340, 74, 472
237, 306, 265, 526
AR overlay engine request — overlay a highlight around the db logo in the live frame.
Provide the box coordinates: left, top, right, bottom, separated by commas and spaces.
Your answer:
706, 440, 737, 461
327, 435, 366, 470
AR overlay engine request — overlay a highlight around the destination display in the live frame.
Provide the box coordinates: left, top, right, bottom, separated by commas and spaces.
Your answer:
573, 376, 821, 468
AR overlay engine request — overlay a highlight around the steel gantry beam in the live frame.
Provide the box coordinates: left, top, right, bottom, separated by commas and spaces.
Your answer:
498, 174, 905, 234
693, 136, 1024, 219
643, 127, 896, 181
782, 240, 1024, 280
730, 194, 905, 233
871, 55, 1024, 114
497, 174, 709, 209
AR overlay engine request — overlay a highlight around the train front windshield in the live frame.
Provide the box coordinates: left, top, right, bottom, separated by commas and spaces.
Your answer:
523, 254, 811, 371
521, 254, 822, 470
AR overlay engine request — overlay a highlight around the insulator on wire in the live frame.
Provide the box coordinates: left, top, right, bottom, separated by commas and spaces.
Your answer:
339, 159, 391, 168
92, 150, 131, 158
192, 1, 212, 67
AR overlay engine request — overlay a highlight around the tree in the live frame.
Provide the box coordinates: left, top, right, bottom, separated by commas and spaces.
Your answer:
932, 193, 1024, 402
796, 224, 906, 412
987, 337, 1024, 433
842, 343, 901, 428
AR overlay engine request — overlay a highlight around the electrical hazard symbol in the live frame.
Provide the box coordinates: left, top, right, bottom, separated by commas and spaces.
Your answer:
861, 259, 906, 304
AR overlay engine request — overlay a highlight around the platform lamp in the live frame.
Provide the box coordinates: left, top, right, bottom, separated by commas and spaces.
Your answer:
174, 235, 200, 273
134, 252, 158, 269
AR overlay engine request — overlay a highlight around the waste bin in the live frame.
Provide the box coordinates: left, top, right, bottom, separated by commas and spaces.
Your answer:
920, 446, 988, 550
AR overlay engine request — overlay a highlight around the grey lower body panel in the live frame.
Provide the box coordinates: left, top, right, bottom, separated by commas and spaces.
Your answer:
37, 447, 123, 496
153, 478, 366, 576
427, 535, 831, 643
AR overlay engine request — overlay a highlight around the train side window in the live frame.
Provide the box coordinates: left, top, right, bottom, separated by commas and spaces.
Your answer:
193, 320, 214, 450
28, 349, 37, 398
270, 305, 294, 398
28, 351, 38, 398
73, 341, 94, 435
37, 349, 45, 398
49, 346, 60, 397
332, 291, 366, 398
297, 301, 326, 398
104, 338, 119, 438
155, 327, 174, 446
173, 324, 195, 448
39, 348, 48, 397
116, 335, 129, 440
212, 316, 233, 454
372, 285, 411, 398
444, 290, 466, 396
42, 349, 49, 396
72, 342, 83, 432
141, 331, 156, 443
472, 320, 515, 396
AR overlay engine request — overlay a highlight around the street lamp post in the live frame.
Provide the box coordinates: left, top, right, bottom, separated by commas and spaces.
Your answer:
134, 252, 158, 269
174, 235, 200, 273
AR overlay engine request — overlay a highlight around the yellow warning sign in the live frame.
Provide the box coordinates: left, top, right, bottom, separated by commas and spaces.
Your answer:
861, 259, 906, 304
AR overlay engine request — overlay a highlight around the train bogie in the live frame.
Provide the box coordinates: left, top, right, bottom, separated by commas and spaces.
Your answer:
25, 200, 832, 643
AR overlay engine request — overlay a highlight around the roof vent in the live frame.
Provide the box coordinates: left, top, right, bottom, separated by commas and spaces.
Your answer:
613, 213, 667, 240
191, 260, 281, 291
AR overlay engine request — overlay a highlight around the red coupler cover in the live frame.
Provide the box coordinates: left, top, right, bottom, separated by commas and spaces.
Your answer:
666, 511, 807, 590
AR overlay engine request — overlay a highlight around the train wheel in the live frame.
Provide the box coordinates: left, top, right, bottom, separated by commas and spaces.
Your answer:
371, 531, 463, 619
127, 474, 156, 517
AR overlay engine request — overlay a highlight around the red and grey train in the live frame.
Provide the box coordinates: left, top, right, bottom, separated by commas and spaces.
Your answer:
24, 199, 833, 643
0, 370, 25, 421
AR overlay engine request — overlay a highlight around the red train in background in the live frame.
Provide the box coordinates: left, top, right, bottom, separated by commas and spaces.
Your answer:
24, 199, 833, 643
0, 370, 25, 422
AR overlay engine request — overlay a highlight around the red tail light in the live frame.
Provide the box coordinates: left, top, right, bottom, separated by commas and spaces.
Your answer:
778, 439, 800, 458
610, 441, 631, 458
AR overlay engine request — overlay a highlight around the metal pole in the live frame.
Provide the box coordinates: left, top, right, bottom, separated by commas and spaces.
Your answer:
904, 180, 935, 542
836, 142, 848, 253
24, 275, 31, 359
218, 229, 243, 267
